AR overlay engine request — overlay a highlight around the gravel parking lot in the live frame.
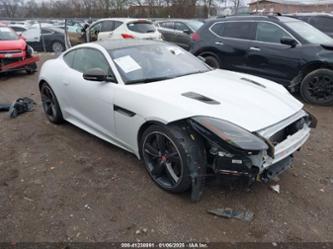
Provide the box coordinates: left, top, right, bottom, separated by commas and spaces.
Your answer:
0, 54, 332, 243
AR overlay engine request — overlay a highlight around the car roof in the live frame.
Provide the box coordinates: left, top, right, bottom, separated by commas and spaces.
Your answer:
288, 12, 333, 17
92, 18, 153, 24
208, 15, 302, 24
157, 19, 202, 23
95, 39, 165, 51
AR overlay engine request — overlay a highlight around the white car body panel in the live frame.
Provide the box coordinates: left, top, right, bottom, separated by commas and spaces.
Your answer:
86, 18, 161, 42
39, 43, 308, 160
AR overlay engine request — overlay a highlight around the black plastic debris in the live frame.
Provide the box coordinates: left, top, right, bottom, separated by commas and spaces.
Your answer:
207, 208, 254, 222
0, 104, 11, 112
7, 97, 36, 118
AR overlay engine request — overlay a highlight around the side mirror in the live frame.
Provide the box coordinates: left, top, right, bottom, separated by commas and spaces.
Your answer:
280, 37, 297, 47
83, 68, 107, 82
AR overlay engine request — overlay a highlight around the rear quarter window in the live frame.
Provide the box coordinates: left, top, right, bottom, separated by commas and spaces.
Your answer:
210, 22, 255, 40
127, 21, 156, 33
63, 50, 76, 68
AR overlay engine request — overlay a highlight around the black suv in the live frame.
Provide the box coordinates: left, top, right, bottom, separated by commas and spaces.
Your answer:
191, 15, 333, 105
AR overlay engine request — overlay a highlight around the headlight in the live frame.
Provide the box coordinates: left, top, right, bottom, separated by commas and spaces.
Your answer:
190, 116, 268, 152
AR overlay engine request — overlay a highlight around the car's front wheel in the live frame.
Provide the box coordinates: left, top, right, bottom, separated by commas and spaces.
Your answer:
300, 69, 333, 106
140, 124, 206, 193
40, 83, 64, 124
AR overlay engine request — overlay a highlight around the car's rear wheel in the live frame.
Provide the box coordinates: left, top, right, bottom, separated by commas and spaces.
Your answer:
140, 124, 206, 193
51, 41, 65, 53
300, 69, 333, 106
200, 53, 221, 69
40, 83, 64, 124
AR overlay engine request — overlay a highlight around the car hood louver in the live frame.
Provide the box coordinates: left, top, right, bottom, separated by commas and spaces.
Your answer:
241, 77, 266, 88
182, 91, 220, 105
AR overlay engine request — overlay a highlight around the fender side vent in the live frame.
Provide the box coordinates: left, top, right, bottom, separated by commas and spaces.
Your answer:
241, 77, 266, 88
182, 92, 220, 105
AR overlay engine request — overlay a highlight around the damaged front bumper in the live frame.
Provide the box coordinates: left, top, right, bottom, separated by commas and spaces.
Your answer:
193, 109, 316, 184
0, 56, 39, 73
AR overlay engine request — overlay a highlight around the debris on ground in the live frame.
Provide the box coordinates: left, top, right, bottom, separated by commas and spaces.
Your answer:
0, 104, 11, 112
270, 184, 280, 194
207, 208, 254, 222
84, 204, 91, 210
9, 97, 36, 118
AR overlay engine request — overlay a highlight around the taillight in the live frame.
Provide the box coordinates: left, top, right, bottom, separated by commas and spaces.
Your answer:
121, 33, 135, 39
192, 32, 200, 42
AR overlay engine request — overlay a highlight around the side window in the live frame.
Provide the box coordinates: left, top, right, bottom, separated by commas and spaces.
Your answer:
223, 22, 255, 40
114, 21, 122, 30
72, 48, 113, 77
211, 23, 224, 37
89, 23, 102, 42
175, 22, 189, 32
256, 22, 292, 43
41, 29, 52, 35
63, 50, 76, 68
160, 22, 174, 30
101, 21, 114, 32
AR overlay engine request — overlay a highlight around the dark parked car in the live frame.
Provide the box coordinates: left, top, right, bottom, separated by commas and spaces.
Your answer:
190, 15, 333, 105
23, 27, 66, 53
287, 13, 333, 38
155, 19, 203, 50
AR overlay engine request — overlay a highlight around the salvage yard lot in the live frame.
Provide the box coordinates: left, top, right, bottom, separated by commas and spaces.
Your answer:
0, 54, 332, 242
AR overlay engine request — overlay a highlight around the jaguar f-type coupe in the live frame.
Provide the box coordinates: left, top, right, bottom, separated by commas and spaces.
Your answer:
39, 40, 316, 200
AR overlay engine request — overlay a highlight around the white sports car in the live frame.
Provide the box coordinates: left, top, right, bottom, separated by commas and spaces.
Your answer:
39, 40, 316, 200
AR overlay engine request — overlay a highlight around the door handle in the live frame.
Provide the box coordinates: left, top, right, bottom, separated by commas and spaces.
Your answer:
63, 81, 69, 86
215, 41, 224, 46
249, 47, 261, 51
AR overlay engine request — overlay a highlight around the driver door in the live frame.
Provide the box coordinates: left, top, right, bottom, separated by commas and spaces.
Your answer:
63, 47, 117, 140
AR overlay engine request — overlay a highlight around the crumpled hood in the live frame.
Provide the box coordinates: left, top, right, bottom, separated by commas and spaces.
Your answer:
127, 69, 303, 132
0, 38, 26, 51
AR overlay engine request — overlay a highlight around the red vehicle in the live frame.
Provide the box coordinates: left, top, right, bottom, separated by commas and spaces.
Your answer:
0, 25, 39, 74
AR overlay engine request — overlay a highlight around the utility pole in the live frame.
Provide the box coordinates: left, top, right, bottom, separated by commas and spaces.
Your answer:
256, 0, 259, 13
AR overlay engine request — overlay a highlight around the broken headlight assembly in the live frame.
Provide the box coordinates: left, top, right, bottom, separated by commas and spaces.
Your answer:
189, 116, 268, 154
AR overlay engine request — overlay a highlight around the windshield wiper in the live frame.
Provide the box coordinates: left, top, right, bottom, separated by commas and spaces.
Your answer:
126, 76, 174, 84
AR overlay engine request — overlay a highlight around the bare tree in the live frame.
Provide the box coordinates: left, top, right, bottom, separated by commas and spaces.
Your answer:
230, 0, 241, 14
0, 0, 22, 17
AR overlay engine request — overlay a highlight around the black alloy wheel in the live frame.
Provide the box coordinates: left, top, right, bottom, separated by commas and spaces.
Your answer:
142, 130, 185, 191
300, 69, 333, 106
40, 83, 64, 123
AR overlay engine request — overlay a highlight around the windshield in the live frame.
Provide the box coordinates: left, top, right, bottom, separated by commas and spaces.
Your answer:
110, 44, 210, 84
186, 20, 204, 31
0, 27, 19, 40
285, 21, 333, 44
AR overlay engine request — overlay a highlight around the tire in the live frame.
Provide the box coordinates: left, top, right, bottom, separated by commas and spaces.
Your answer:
300, 69, 333, 106
40, 83, 64, 124
140, 124, 206, 193
26, 63, 37, 74
51, 41, 65, 53
200, 53, 221, 69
